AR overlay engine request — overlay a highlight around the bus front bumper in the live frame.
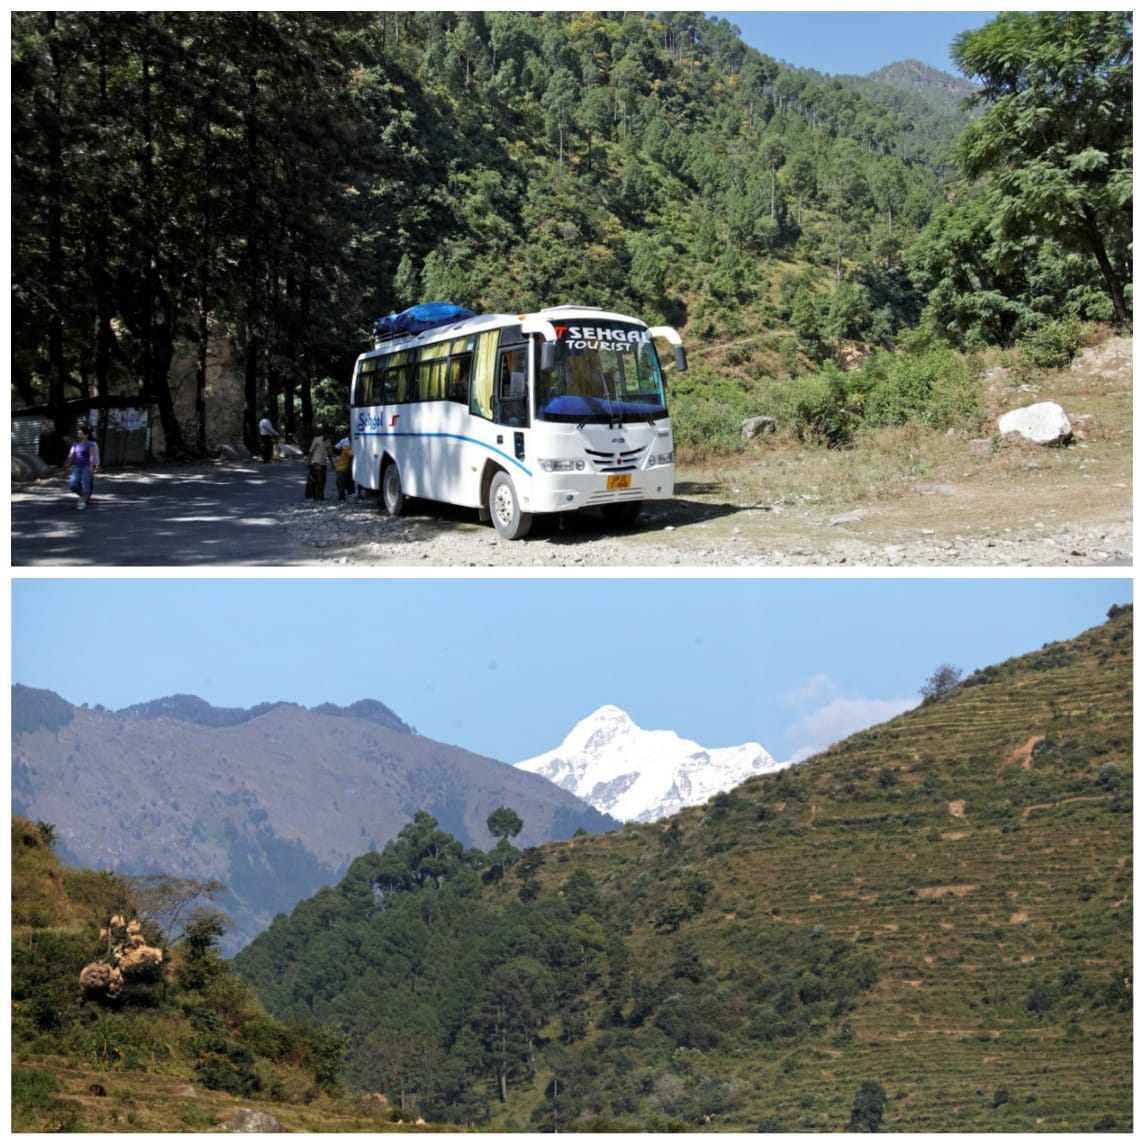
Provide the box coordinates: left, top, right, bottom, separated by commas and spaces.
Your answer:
521, 469, 675, 515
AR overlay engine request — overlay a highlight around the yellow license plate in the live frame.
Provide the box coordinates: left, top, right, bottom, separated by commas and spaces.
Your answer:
606, 474, 632, 490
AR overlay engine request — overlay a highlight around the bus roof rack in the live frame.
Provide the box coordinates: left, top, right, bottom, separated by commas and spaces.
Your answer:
372, 302, 475, 342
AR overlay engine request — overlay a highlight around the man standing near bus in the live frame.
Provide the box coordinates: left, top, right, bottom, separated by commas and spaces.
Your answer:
305, 429, 333, 500
257, 410, 280, 462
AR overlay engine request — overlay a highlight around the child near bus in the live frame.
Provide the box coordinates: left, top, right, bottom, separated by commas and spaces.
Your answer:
334, 433, 354, 502
65, 425, 100, 510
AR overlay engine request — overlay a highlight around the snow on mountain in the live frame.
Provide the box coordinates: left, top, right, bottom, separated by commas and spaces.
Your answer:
514, 705, 788, 824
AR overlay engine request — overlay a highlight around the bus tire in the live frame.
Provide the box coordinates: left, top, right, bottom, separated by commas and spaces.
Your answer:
489, 471, 533, 540
602, 501, 642, 527
381, 459, 405, 517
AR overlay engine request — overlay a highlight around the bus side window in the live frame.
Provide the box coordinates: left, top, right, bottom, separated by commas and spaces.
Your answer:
419, 357, 448, 402
356, 360, 380, 406
471, 332, 497, 420
391, 363, 413, 403
450, 354, 472, 404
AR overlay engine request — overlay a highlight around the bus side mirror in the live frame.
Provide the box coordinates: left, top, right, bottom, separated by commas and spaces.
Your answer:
540, 341, 556, 372
675, 346, 687, 372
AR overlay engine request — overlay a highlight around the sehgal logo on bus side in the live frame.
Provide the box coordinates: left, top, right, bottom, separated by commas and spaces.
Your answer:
356, 412, 399, 432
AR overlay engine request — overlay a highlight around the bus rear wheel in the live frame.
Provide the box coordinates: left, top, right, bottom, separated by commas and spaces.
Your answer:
602, 501, 642, 528
381, 460, 405, 517
489, 471, 533, 540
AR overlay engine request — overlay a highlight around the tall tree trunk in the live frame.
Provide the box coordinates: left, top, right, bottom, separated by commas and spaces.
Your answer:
46, 15, 69, 461
139, 27, 184, 455
242, 13, 262, 452
1082, 203, 1129, 325
195, 307, 209, 455
194, 111, 212, 456
93, 31, 114, 458
139, 37, 155, 406
245, 336, 261, 452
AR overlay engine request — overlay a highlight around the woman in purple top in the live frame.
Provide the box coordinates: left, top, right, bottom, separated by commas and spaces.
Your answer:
65, 426, 100, 510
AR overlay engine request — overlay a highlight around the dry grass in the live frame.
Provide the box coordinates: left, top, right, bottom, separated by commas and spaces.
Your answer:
10, 1055, 440, 1133
668, 337, 1131, 559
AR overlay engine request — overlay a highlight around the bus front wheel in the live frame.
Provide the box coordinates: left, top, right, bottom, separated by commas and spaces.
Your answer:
381, 460, 405, 517
489, 472, 533, 540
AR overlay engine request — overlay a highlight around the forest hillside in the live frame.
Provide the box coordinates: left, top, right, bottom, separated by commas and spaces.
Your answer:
233, 604, 1133, 1131
12, 12, 1130, 459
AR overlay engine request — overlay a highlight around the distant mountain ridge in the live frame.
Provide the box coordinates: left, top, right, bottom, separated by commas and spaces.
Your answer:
10, 688, 617, 953
867, 58, 978, 98
515, 704, 787, 823
116, 692, 414, 734
839, 59, 980, 158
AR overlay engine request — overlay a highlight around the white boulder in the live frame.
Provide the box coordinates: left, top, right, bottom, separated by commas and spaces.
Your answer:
998, 401, 1072, 445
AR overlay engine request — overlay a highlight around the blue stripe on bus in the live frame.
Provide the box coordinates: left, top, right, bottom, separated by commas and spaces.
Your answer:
354, 431, 532, 477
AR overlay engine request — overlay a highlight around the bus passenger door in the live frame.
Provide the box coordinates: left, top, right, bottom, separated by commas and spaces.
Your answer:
494, 346, 529, 429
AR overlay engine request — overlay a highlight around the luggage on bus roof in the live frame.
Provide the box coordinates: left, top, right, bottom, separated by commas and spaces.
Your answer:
373, 302, 475, 338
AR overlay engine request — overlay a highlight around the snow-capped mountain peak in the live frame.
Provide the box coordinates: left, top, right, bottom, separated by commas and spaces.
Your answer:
515, 705, 788, 824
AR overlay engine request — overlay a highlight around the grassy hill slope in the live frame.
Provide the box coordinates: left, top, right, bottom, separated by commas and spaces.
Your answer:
234, 606, 1131, 1132
9, 817, 427, 1133
531, 608, 1132, 1130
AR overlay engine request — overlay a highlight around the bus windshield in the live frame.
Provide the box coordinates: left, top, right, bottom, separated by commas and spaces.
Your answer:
537, 322, 668, 424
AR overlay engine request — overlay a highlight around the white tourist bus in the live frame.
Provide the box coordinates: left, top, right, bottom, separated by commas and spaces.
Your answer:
350, 304, 686, 539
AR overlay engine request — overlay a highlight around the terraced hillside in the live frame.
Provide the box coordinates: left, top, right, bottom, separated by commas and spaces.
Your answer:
507, 606, 1132, 1131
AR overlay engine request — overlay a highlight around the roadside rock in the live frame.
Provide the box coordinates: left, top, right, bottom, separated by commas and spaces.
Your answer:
11, 454, 51, 483
217, 442, 253, 462
998, 401, 1072, 445
741, 415, 776, 440
222, 1109, 284, 1133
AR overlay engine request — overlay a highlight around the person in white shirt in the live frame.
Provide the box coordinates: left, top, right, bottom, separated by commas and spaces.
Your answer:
257, 412, 280, 462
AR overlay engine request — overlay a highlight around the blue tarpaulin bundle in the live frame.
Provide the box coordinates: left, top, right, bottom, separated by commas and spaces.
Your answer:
373, 302, 475, 338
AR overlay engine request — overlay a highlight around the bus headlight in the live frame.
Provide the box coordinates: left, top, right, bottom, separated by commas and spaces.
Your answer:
538, 458, 586, 472
647, 451, 674, 467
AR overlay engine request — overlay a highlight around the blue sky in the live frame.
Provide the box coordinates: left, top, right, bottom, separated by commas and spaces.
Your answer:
706, 9, 998, 78
11, 577, 1128, 765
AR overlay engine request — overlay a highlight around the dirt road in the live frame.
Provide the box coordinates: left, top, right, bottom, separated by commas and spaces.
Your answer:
11, 338, 1131, 569
12, 453, 1128, 568
11, 460, 313, 566
277, 474, 1130, 568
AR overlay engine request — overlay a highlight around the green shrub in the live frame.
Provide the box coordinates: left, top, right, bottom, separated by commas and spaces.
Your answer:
861, 347, 982, 430
769, 367, 857, 447
12, 1067, 62, 1111
666, 364, 760, 457
1016, 318, 1084, 375
669, 395, 752, 457
196, 1043, 259, 1096
11, 1068, 83, 1132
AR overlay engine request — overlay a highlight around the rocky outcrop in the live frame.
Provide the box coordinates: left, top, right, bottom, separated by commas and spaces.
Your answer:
741, 415, 776, 440
222, 1109, 285, 1132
